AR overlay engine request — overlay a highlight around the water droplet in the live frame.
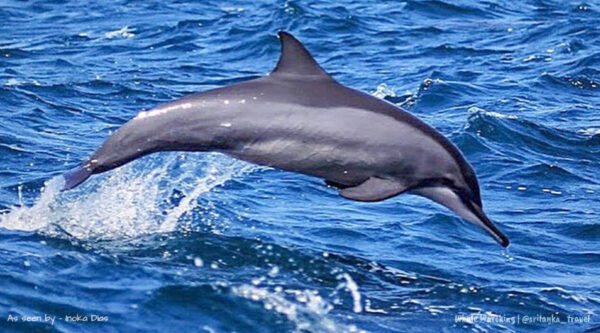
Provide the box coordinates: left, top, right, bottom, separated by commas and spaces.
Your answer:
194, 257, 204, 267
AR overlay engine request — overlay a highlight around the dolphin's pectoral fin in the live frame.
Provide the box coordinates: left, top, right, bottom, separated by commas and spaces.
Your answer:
340, 177, 407, 202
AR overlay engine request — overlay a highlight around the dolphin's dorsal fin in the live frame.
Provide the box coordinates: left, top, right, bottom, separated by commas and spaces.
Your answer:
273, 31, 331, 78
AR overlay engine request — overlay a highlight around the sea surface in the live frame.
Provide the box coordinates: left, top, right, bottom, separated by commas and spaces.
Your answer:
1, 0, 599, 332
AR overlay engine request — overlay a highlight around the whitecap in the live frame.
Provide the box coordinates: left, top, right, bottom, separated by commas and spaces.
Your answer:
105, 26, 135, 39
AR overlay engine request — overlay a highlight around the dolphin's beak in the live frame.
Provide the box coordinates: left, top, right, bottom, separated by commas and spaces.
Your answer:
466, 202, 509, 247
412, 187, 510, 247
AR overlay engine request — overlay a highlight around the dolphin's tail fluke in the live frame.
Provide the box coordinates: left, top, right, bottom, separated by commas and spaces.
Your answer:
62, 165, 92, 191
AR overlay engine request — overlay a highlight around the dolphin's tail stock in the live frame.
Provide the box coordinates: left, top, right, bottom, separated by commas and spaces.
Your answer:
62, 165, 92, 191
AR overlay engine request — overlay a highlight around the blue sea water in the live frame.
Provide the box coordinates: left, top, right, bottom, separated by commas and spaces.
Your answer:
1, 0, 599, 332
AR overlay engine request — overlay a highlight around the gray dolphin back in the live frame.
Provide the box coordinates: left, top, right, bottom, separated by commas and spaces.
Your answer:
60, 31, 510, 247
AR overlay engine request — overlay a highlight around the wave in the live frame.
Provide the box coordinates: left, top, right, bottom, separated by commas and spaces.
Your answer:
541, 66, 600, 92
465, 109, 600, 160
403, 0, 497, 19
425, 44, 511, 56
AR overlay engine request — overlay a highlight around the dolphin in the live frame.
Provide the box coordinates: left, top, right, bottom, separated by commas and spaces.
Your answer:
62, 31, 509, 247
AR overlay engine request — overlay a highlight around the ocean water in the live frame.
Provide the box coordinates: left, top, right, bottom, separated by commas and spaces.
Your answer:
1, 0, 599, 332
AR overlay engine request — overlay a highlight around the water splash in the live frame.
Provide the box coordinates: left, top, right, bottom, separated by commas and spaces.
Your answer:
0, 153, 252, 240
232, 284, 363, 333
0, 176, 65, 232
338, 273, 363, 313
105, 26, 136, 39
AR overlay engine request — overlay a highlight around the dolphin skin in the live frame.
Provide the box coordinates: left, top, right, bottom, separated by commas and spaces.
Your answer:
63, 31, 509, 247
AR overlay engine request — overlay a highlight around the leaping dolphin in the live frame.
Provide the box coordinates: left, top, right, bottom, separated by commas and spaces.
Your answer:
62, 31, 509, 247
